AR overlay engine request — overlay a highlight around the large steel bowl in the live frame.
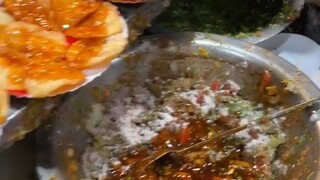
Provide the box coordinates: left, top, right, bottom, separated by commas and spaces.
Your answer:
1, 32, 319, 180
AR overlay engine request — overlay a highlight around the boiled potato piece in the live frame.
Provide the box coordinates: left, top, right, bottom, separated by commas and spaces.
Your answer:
0, 87, 8, 124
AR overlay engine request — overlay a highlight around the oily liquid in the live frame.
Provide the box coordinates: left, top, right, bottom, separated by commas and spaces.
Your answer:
105, 103, 269, 180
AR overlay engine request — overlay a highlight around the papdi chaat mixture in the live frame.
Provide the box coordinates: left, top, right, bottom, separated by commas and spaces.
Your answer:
82, 66, 290, 180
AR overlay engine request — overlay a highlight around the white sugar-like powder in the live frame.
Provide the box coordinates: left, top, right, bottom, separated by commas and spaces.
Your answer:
179, 87, 216, 114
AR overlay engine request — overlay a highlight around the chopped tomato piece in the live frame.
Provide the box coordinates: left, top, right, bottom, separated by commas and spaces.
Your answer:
261, 70, 271, 87
179, 126, 191, 145
8, 90, 27, 97
66, 36, 78, 46
211, 80, 220, 91
196, 91, 205, 106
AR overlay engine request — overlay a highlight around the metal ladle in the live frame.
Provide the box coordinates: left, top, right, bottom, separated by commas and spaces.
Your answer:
128, 96, 320, 176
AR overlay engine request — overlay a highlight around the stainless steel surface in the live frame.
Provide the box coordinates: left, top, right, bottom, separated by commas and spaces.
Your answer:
257, 33, 320, 88
0, 132, 37, 180
32, 32, 320, 180
0, 1, 169, 152
1, 97, 62, 152
267, 96, 320, 118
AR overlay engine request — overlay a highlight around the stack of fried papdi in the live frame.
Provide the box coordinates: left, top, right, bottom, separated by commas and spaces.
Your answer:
0, 0, 128, 122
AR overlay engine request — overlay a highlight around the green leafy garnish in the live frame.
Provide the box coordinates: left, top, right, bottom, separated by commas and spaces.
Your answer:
158, 0, 297, 37
269, 134, 285, 149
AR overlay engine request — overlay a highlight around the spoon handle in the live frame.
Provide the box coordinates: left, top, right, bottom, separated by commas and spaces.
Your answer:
180, 96, 320, 154
265, 96, 320, 120
128, 97, 320, 176
179, 125, 248, 153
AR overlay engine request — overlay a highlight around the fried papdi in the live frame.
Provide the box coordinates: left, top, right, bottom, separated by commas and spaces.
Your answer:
64, 2, 123, 38
67, 32, 127, 68
51, 0, 101, 29
0, 56, 26, 90
0, 8, 14, 25
3, 0, 55, 30
0, 1, 128, 123
0, 2, 126, 97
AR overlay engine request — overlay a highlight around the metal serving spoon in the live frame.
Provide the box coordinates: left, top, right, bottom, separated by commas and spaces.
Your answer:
128, 96, 320, 175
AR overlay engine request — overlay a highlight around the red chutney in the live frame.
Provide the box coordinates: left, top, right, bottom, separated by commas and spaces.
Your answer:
66, 37, 106, 68
4, 0, 101, 31
0, 1, 116, 91
0, 24, 85, 89
64, 3, 112, 38
4, 0, 55, 30
1, 0, 114, 86
51, 0, 101, 29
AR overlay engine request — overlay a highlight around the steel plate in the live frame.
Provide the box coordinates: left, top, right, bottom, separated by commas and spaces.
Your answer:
0, 0, 169, 152
32, 32, 320, 180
